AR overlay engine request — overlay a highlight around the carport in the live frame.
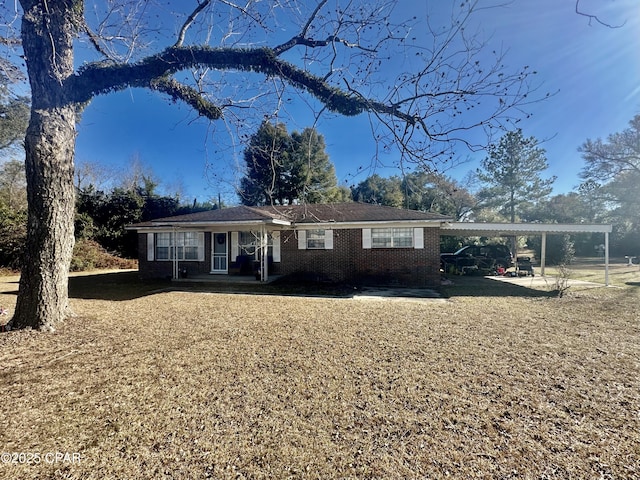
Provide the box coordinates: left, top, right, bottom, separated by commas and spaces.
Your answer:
440, 222, 613, 285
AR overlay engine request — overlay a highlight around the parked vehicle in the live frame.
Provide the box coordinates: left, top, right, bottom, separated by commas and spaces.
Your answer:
441, 244, 514, 275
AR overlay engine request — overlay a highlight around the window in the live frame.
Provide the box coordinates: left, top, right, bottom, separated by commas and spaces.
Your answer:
155, 232, 172, 260
177, 232, 199, 260
371, 228, 414, 248
297, 229, 333, 250
306, 229, 326, 249
155, 232, 202, 260
236, 231, 273, 258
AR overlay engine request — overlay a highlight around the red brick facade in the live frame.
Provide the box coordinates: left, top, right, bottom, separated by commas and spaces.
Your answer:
137, 226, 441, 287
277, 227, 440, 287
137, 231, 215, 279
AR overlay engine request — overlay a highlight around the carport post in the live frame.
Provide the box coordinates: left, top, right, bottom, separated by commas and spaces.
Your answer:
540, 232, 547, 276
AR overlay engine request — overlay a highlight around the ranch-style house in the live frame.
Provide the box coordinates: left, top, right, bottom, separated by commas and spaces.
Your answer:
127, 202, 451, 287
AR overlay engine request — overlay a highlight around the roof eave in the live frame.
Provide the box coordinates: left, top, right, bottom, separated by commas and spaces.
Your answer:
126, 218, 292, 230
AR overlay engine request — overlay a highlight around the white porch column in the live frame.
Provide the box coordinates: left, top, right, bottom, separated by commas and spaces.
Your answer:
172, 227, 179, 280
540, 232, 547, 276
260, 225, 268, 282
605, 231, 610, 286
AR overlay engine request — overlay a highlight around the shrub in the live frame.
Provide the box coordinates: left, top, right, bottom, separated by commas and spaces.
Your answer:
0, 204, 26, 270
71, 239, 138, 272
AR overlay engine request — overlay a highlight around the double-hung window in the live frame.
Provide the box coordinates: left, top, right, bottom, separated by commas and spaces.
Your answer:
177, 232, 199, 260
297, 229, 333, 250
155, 232, 172, 260
154, 232, 201, 260
306, 229, 326, 249
371, 227, 414, 248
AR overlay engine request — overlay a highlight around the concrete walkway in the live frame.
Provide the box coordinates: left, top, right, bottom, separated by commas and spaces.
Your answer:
353, 286, 445, 303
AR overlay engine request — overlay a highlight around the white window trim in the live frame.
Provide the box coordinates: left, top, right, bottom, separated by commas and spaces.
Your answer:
147, 232, 154, 261
297, 230, 307, 250
231, 230, 279, 262
324, 229, 334, 250
152, 231, 205, 261
363, 227, 421, 249
298, 229, 333, 250
231, 231, 239, 260
362, 228, 372, 249
272, 231, 281, 262
413, 228, 424, 249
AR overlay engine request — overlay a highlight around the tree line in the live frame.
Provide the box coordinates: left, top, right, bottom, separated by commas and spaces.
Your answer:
0, 157, 222, 270
2, 114, 639, 270
237, 119, 640, 261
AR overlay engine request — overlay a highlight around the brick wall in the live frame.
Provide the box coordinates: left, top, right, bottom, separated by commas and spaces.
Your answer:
137, 232, 213, 279
278, 227, 441, 287
138, 227, 441, 286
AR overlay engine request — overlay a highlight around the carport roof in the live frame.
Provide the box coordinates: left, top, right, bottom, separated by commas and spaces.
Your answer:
441, 222, 612, 236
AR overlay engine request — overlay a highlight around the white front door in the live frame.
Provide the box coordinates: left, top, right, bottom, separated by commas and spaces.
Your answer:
211, 232, 228, 273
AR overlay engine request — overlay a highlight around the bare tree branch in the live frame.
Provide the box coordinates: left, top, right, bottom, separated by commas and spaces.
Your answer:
174, 0, 213, 48
575, 0, 626, 28
0, 36, 21, 46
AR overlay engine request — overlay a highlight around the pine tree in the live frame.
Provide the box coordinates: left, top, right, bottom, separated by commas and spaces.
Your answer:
477, 130, 555, 222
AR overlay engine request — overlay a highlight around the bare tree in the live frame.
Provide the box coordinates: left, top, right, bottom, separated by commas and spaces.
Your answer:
2, 0, 537, 331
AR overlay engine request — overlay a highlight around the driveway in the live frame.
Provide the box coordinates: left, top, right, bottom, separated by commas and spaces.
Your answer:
488, 274, 606, 289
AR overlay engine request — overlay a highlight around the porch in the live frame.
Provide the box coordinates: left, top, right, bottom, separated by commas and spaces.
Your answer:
172, 273, 283, 285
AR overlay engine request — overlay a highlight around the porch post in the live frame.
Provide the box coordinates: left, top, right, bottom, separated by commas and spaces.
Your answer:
260, 225, 268, 282
540, 232, 547, 276
605, 231, 610, 286
172, 227, 179, 280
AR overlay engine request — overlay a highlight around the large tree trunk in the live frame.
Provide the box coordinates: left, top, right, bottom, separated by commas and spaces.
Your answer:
9, 1, 77, 331
10, 108, 77, 332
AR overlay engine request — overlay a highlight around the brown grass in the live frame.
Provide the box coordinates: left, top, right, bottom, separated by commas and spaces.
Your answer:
0, 269, 638, 479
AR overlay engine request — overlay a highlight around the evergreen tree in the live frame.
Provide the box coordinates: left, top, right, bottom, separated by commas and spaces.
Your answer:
476, 130, 555, 222
0, 67, 29, 153
351, 174, 404, 207
239, 121, 292, 206
239, 122, 344, 205
402, 170, 476, 219
579, 114, 640, 255
291, 128, 347, 204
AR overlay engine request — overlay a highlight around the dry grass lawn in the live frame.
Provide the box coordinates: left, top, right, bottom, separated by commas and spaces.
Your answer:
0, 267, 639, 479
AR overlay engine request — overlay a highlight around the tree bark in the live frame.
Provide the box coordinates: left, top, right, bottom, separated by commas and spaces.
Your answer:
9, 1, 77, 331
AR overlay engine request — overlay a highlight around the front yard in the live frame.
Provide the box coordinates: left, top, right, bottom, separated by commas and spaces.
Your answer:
0, 268, 638, 478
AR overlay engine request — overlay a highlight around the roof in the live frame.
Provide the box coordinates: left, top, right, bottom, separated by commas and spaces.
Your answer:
129, 205, 289, 227
261, 203, 449, 224
127, 202, 451, 229
441, 222, 613, 236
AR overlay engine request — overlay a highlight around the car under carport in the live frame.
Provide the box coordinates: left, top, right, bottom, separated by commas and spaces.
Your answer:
440, 222, 613, 285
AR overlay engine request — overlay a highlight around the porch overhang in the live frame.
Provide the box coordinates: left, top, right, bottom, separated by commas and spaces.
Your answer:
126, 218, 291, 232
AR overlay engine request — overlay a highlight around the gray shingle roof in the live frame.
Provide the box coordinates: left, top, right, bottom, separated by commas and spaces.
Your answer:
127, 205, 289, 228
127, 202, 450, 229
258, 203, 449, 223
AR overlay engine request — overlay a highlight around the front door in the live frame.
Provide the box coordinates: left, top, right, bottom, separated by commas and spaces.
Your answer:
211, 232, 228, 273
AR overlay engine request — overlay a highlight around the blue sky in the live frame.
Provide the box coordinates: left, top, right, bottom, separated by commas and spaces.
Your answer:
74, 0, 640, 203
